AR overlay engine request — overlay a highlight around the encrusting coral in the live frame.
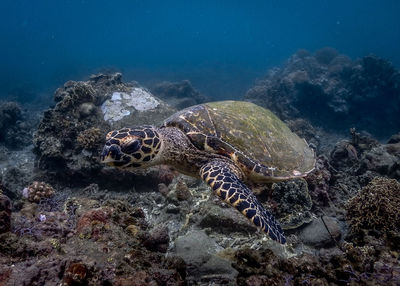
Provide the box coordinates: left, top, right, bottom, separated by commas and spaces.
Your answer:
77, 127, 103, 150
346, 177, 400, 235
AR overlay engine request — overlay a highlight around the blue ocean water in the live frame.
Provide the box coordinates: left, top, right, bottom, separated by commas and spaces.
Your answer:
1, 0, 399, 101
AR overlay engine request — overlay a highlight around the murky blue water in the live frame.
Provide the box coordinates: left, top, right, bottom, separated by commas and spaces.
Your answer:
1, 0, 399, 101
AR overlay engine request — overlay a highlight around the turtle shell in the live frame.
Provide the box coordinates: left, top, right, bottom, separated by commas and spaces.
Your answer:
163, 100, 315, 179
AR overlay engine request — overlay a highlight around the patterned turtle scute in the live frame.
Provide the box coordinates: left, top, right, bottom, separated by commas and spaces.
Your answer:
164, 100, 315, 181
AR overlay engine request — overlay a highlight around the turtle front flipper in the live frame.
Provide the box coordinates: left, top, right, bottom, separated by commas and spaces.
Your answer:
200, 160, 286, 244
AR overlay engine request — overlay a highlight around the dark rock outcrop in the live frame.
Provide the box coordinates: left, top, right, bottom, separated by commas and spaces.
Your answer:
245, 49, 400, 138
0, 194, 11, 233
151, 80, 209, 109
298, 216, 341, 247
0, 101, 34, 148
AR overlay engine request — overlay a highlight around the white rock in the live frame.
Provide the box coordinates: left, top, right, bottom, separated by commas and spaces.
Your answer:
111, 92, 122, 101
39, 214, 47, 222
22, 187, 29, 198
101, 87, 160, 123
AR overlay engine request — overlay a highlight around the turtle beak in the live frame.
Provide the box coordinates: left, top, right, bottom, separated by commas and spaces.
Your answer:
101, 144, 122, 163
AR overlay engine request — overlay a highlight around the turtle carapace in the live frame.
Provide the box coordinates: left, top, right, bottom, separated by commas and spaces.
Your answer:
101, 101, 316, 244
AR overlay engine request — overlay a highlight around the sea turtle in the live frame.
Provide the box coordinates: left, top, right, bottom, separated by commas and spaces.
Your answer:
101, 100, 315, 244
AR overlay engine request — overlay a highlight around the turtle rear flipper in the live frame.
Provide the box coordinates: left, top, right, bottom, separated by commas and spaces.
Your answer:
200, 160, 286, 244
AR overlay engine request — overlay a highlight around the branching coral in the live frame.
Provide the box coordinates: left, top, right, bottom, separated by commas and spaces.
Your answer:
346, 177, 400, 234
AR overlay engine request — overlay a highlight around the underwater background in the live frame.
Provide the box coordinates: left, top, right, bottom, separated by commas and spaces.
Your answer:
1, 1, 400, 286
1, 0, 400, 101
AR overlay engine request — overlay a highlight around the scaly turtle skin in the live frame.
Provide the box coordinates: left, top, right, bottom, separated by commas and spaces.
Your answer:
101, 101, 315, 244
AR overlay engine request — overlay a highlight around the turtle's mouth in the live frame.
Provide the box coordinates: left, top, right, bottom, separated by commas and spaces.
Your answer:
100, 144, 122, 164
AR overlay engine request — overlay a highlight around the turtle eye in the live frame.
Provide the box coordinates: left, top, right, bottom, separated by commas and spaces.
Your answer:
121, 140, 141, 154
108, 145, 122, 160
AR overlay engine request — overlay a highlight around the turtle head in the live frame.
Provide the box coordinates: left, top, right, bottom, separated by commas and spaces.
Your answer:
101, 126, 162, 169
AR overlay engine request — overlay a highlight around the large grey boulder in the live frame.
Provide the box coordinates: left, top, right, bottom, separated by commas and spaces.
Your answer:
174, 230, 238, 284
298, 216, 342, 248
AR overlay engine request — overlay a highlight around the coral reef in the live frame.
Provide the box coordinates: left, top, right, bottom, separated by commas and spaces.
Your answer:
33, 74, 121, 175
2, 131, 400, 285
1, 58, 400, 285
233, 243, 400, 286
22, 181, 55, 203
245, 49, 400, 138
314, 127, 400, 216
33, 73, 175, 186
346, 177, 400, 235
0, 191, 186, 285
305, 155, 332, 209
